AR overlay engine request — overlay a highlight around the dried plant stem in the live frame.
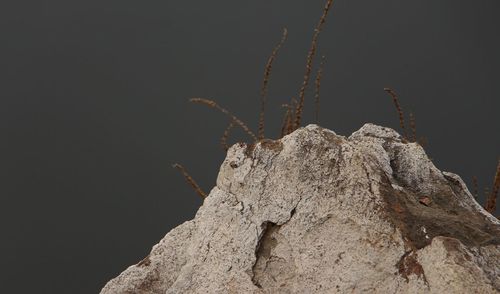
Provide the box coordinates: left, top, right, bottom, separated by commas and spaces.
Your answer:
409, 112, 417, 143
315, 55, 326, 124
280, 103, 293, 138
259, 28, 288, 140
221, 122, 235, 151
384, 88, 407, 140
472, 176, 479, 200
294, 0, 335, 130
173, 163, 207, 199
281, 98, 298, 137
485, 159, 500, 214
190, 98, 257, 141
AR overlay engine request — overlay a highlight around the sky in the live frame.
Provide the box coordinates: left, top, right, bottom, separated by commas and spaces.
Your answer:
1, 0, 499, 292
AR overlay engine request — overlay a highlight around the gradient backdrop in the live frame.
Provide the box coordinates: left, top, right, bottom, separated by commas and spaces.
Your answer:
1, 0, 499, 293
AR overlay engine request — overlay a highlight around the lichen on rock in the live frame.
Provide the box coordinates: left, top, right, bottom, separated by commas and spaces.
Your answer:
101, 124, 500, 294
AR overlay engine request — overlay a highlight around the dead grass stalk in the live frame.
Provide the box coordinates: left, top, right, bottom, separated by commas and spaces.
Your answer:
173, 163, 207, 199
259, 28, 288, 140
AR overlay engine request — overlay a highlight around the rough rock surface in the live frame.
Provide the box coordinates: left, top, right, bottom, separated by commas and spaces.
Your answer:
101, 124, 500, 294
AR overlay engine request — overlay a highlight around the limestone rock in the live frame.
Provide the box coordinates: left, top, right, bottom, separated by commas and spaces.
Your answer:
101, 124, 500, 294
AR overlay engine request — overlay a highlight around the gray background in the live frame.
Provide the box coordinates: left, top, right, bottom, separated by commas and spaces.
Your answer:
1, 0, 499, 293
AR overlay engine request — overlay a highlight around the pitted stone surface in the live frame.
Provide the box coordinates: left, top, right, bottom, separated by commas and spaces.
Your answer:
101, 124, 500, 294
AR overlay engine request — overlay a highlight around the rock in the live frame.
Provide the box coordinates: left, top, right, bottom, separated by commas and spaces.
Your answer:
101, 124, 500, 294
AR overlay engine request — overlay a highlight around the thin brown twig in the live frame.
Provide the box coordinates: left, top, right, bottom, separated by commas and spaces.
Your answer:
472, 176, 479, 200
190, 98, 257, 141
384, 88, 408, 140
315, 55, 326, 124
280, 103, 292, 138
485, 159, 500, 214
409, 112, 417, 143
294, 0, 335, 130
259, 28, 289, 140
221, 122, 235, 151
172, 163, 207, 199
281, 98, 298, 136
484, 187, 491, 207
288, 98, 298, 135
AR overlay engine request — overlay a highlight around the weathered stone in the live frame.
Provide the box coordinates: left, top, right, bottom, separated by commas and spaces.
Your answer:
101, 124, 500, 294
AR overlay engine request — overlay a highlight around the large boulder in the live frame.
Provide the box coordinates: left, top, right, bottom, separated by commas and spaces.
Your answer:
101, 124, 500, 293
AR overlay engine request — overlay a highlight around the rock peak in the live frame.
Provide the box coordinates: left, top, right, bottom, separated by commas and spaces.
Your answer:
102, 124, 500, 294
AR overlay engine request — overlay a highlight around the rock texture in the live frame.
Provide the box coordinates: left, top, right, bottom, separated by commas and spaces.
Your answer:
101, 124, 500, 294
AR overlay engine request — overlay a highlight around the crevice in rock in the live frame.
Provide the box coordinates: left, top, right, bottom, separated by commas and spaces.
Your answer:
252, 222, 280, 288
386, 144, 405, 186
